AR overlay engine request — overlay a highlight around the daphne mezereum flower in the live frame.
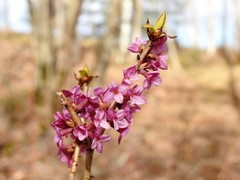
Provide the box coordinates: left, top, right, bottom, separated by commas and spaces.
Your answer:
73, 125, 88, 141
57, 145, 74, 167
51, 109, 73, 136
61, 85, 81, 104
129, 85, 146, 106
123, 65, 139, 85
143, 71, 162, 90
117, 127, 130, 144
93, 108, 111, 129
91, 131, 111, 153
107, 109, 129, 131
103, 82, 129, 104
127, 37, 147, 53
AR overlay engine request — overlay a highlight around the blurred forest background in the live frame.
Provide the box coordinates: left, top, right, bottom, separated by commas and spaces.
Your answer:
0, 0, 240, 179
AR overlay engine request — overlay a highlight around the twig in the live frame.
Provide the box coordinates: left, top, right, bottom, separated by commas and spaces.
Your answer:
136, 40, 153, 69
83, 149, 94, 180
57, 91, 81, 125
69, 144, 80, 180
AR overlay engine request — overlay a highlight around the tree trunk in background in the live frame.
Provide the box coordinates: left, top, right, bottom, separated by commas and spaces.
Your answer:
27, 0, 83, 117
93, 0, 120, 85
207, 0, 216, 55
118, 0, 133, 63
160, 0, 182, 71
167, 37, 182, 72
188, 0, 197, 48
131, 0, 142, 41
220, 0, 240, 119
28, 0, 55, 105
53, 0, 83, 86
233, 0, 240, 55
3, 0, 9, 31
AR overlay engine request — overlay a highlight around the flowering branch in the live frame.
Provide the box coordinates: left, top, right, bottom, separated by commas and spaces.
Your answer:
51, 12, 175, 180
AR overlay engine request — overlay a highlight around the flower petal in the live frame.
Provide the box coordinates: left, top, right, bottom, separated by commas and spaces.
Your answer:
100, 120, 111, 129
114, 93, 123, 103
96, 141, 103, 153
100, 134, 111, 142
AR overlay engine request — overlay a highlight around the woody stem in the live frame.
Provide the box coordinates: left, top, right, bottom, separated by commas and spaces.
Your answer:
136, 40, 153, 69
82, 148, 94, 180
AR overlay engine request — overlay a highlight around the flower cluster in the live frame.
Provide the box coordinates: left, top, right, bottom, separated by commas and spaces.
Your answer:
51, 34, 168, 166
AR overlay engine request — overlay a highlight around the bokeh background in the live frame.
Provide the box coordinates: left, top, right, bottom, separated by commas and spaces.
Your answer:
0, 0, 240, 179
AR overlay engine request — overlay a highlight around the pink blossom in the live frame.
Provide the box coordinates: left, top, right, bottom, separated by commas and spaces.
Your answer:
57, 145, 74, 167
91, 134, 111, 153
153, 35, 168, 48
94, 87, 106, 97
94, 109, 111, 129
127, 37, 147, 53
143, 71, 162, 90
104, 82, 129, 104
54, 133, 63, 146
61, 85, 81, 104
129, 85, 146, 105
123, 65, 139, 85
51, 109, 73, 138
158, 55, 168, 70
117, 127, 130, 144
147, 54, 168, 71
53, 110, 71, 129
73, 125, 88, 141
62, 85, 80, 97
108, 110, 129, 130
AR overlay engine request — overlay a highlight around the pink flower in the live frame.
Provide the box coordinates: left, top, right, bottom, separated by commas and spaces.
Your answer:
106, 109, 130, 131
61, 85, 81, 104
123, 65, 139, 85
94, 109, 111, 129
91, 133, 111, 153
158, 55, 168, 70
57, 145, 74, 167
113, 110, 129, 130
52, 110, 71, 129
151, 43, 167, 56
51, 109, 73, 139
143, 71, 162, 90
94, 87, 106, 97
54, 133, 63, 146
103, 82, 129, 104
73, 125, 88, 141
129, 85, 146, 105
147, 54, 168, 71
153, 35, 168, 48
117, 128, 130, 144
62, 85, 80, 97
127, 37, 147, 53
